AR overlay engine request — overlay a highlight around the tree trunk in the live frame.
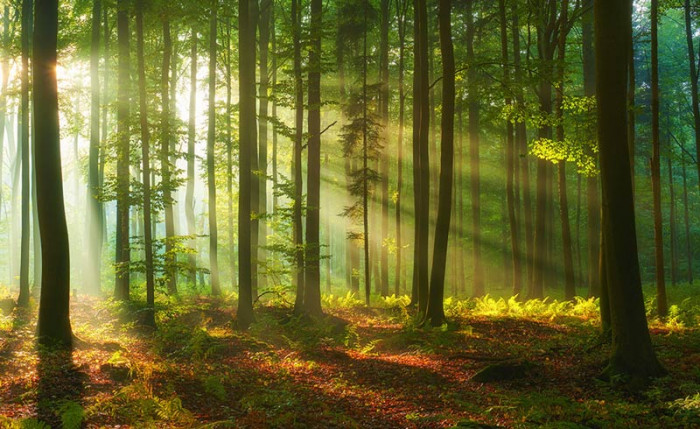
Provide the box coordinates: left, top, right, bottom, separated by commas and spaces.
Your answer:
225, 17, 235, 289
425, 0, 454, 327
304, 0, 323, 316
684, 0, 700, 189
668, 155, 678, 286
379, 0, 390, 297
291, 0, 305, 311
18, 0, 32, 307
114, 0, 130, 301
237, 0, 256, 329
208, 1, 221, 296
595, 0, 664, 380
161, 17, 177, 295
34, 0, 73, 347
681, 156, 693, 283
136, 0, 155, 327
362, 3, 371, 306
650, 0, 668, 318
258, 0, 271, 293
0, 6, 8, 226
396, 0, 407, 296
500, 0, 522, 297
186, 27, 197, 286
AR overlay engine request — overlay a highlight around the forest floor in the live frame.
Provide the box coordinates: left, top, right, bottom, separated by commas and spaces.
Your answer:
1, 292, 700, 428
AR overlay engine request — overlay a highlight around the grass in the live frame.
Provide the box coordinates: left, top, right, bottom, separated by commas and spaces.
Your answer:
0, 287, 699, 427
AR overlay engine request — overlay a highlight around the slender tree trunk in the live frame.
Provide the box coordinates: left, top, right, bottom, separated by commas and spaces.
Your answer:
681, 156, 693, 283
136, 0, 155, 327
595, 0, 664, 379
226, 18, 235, 289
292, 0, 305, 311
208, 1, 221, 296
425, 0, 454, 326
0, 6, 8, 223
161, 17, 177, 295
186, 27, 197, 286
555, 0, 575, 300
466, 0, 483, 297
500, 0, 522, 297
362, 3, 371, 306
395, 0, 407, 296
627, 0, 636, 184
249, 0, 260, 301
258, 0, 271, 292
271, 5, 278, 215
668, 155, 678, 286
304, 0, 323, 315
650, 0, 667, 318
87, 0, 102, 295
237, 0, 256, 328
18, 0, 32, 307
412, 0, 430, 313
114, 0, 130, 301
379, 0, 390, 297
684, 0, 700, 189
34, 0, 72, 347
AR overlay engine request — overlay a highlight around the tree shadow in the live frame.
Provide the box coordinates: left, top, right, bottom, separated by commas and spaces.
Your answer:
36, 345, 87, 427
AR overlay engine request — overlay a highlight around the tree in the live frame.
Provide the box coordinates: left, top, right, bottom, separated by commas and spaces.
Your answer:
86, 0, 102, 295
395, 0, 408, 296
650, 0, 668, 319
18, 0, 31, 307
161, 15, 177, 295
136, 0, 155, 327
207, 0, 221, 296
304, 0, 324, 316
237, 0, 255, 329
186, 26, 197, 286
34, 0, 72, 347
685, 0, 700, 188
379, 0, 389, 297
115, 0, 131, 301
424, 0, 454, 327
258, 0, 271, 293
292, 0, 305, 311
594, 0, 664, 381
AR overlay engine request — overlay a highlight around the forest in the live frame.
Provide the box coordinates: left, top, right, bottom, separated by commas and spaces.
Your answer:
0, 0, 699, 426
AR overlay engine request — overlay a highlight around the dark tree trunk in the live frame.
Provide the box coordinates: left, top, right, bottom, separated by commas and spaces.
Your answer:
34, 0, 73, 347
18, 0, 32, 308
237, 0, 256, 329
249, 0, 260, 301
291, 0, 305, 311
396, 0, 408, 296
258, 0, 271, 292
208, 1, 221, 296
650, 0, 668, 318
668, 155, 678, 286
0, 7, 8, 226
186, 27, 197, 286
225, 17, 235, 289
304, 0, 323, 316
425, 0, 454, 327
87, 0, 102, 295
684, 0, 700, 189
379, 0, 390, 297
135, 0, 155, 327
361, 2, 371, 306
114, 0, 130, 301
500, 0, 522, 297
412, 0, 430, 313
595, 0, 664, 380
681, 156, 693, 283
466, 0, 483, 297
161, 17, 177, 295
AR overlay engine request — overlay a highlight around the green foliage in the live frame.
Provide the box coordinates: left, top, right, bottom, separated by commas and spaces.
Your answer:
322, 291, 364, 309
58, 401, 85, 429
202, 375, 227, 401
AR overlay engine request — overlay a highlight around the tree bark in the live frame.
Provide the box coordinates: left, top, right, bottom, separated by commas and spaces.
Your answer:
291, 0, 305, 311
258, 0, 271, 292
208, 1, 221, 296
186, 27, 197, 286
34, 0, 73, 347
681, 156, 693, 283
395, 0, 408, 296
379, 0, 390, 297
684, 0, 700, 189
161, 17, 177, 295
18, 0, 32, 307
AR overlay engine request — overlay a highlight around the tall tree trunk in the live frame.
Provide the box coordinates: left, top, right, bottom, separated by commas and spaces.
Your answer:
681, 155, 693, 283
87, 0, 102, 295
555, 0, 575, 300
395, 0, 407, 296
249, 0, 260, 301
18, 0, 32, 307
114, 0, 130, 301
226, 17, 235, 289
361, 2, 371, 306
582, 0, 600, 297
0, 6, 8, 223
271, 5, 278, 214
627, 0, 636, 184
136, 0, 155, 326
425, 0, 454, 327
412, 0, 430, 312
304, 0, 323, 315
466, 0, 483, 297
513, 4, 533, 298
595, 0, 664, 380
379, 0, 390, 297
685, 0, 700, 188
258, 0, 271, 292
292, 0, 305, 311
34, 0, 72, 347
208, 1, 221, 296
668, 155, 678, 286
161, 17, 177, 295
500, 0, 522, 297
237, 0, 256, 328
186, 27, 197, 286
650, 0, 667, 318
